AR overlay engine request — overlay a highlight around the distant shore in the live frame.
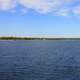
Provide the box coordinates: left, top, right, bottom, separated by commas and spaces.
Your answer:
0, 37, 80, 40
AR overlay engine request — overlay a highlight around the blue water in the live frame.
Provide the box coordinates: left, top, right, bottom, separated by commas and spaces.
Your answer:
0, 40, 80, 80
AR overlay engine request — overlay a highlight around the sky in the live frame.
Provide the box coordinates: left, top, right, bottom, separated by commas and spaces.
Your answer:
0, 0, 80, 38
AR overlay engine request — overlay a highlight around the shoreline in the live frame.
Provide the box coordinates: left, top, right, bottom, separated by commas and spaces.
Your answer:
0, 37, 80, 40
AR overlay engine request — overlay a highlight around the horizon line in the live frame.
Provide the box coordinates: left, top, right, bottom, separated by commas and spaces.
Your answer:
1, 36, 80, 38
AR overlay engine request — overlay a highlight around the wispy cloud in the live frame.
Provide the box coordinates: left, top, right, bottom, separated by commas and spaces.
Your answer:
18, 0, 74, 14
73, 6, 80, 15
0, 0, 80, 16
0, 0, 16, 10
56, 8, 70, 16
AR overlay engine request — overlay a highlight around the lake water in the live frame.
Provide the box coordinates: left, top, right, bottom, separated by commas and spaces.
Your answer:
0, 40, 80, 80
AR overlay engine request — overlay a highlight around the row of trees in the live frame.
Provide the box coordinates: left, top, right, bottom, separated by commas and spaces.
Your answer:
0, 37, 80, 40
0, 37, 46, 40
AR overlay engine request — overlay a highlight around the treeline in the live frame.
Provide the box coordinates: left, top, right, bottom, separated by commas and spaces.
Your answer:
0, 37, 46, 40
0, 37, 80, 40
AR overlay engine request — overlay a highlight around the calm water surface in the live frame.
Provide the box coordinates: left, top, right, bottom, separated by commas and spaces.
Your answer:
0, 40, 80, 80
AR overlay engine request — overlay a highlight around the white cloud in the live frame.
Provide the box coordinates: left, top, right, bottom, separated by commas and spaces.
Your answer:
0, 0, 80, 16
0, 0, 16, 10
20, 8, 28, 14
19, 0, 73, 13
73, 6, 80, 15
56, 8, 70, 16
19, 0, 57, 13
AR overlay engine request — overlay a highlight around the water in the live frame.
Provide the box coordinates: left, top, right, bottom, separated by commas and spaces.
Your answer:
0, 40, 80, 80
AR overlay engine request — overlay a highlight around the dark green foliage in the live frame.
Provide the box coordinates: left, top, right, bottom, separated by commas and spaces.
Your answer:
0, 37, 80, 40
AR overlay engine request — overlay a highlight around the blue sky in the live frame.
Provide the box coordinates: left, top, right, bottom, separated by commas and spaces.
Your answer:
0, 0, 80, 38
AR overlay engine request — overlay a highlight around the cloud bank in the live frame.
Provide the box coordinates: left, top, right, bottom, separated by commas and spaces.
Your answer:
0, 0, 80, 16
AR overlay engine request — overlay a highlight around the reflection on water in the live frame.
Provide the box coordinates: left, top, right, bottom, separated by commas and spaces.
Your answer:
0, 40, 80, 80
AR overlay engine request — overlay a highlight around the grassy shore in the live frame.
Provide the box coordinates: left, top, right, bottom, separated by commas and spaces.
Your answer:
0, 37, 80, 40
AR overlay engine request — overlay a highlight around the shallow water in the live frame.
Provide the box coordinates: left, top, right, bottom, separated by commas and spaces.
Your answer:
0, 40, 80, 80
